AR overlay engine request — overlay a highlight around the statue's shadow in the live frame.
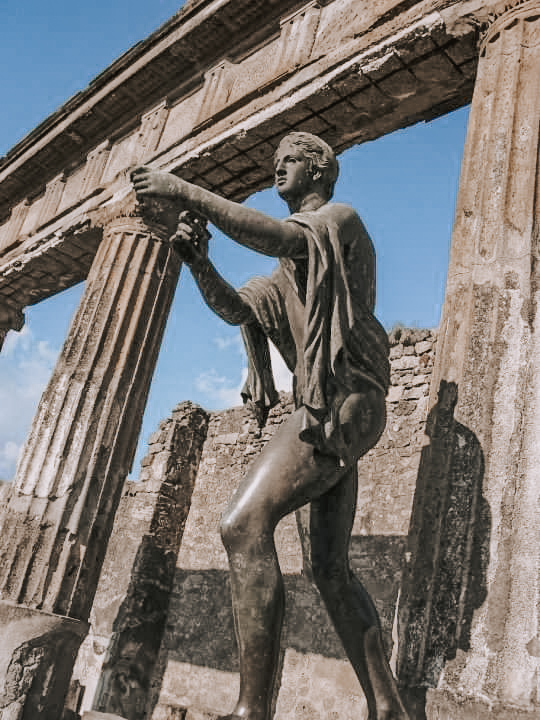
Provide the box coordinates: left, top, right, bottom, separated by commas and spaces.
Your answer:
397, 380, 491, 719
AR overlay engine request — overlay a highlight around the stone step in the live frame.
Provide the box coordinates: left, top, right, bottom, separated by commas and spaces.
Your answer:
81, 712, 129, 720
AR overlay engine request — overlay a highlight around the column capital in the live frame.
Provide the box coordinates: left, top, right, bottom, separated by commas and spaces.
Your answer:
0, 305, 24, 333
90, 185, 182, 242
481, 0, 540, 52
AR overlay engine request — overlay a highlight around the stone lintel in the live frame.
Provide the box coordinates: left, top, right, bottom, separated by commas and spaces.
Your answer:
427, 688, 540, 719
0, 4, 479, 312
0, 0, 486, 306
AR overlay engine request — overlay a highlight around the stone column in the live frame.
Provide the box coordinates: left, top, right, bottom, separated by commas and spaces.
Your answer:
398, 2, 540, 718
0, 191, 183, 720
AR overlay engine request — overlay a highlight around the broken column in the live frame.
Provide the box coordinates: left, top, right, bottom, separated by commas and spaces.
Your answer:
398, 2, 540, 718
0, 190, 182, 720
77, 402, 209, 720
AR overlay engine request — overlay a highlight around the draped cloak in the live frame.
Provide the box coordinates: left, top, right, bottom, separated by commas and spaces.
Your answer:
238, 202, 390, 457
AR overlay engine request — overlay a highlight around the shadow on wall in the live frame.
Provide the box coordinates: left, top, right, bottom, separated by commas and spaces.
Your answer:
397, 380, 491, 720
149, 535, 404, 669
92, 537, 179, 720
143, 534, 406, 719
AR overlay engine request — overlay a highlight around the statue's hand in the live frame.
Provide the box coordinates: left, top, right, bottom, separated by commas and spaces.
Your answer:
172, 211, 211, 267
130, 166, 184, 200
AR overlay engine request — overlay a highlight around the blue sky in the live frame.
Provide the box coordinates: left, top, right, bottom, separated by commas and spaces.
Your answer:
0, 1, 469, 480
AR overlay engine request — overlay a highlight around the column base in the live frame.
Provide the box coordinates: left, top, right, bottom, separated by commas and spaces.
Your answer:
427, 688, 540, 719
82, 712, 129, 719
0, 600, 88, 720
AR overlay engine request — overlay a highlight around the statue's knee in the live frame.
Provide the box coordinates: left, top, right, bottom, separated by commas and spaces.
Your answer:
219, 508, 253, 552
219, 511, 239, 550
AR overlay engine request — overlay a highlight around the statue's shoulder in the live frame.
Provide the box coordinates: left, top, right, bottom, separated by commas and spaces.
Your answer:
317, 203, 369, 240
313, 202, 362, 226
289, 203, 368, 244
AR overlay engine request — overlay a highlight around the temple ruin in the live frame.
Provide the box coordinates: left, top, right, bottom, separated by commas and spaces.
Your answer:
0, 0, 539, 718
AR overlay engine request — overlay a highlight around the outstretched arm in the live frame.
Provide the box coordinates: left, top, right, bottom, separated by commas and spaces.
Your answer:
172, 214, 255, 326
131, 167, 307, 258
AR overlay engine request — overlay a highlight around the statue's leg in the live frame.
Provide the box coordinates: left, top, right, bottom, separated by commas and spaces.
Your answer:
219, 407, 347, 720
310, 470, 409, 720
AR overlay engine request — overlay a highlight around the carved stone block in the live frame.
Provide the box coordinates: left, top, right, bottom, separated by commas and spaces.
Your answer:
0, 602, 87, 720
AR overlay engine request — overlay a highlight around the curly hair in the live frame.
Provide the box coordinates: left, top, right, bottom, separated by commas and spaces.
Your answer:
275, 132, 339, 200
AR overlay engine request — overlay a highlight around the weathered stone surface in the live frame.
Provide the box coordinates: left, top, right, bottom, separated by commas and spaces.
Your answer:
0, 306, 24, 353
0, 602, 87, 720
62, 678, 85, 720
426, 688, 540, 719
398, 3, 540, 717
355, 330, 435, 538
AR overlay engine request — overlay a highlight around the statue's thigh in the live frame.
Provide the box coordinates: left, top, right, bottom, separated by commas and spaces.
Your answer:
337, 388, 386, 464
309, 468, 357, 572
226, 407, 345, 528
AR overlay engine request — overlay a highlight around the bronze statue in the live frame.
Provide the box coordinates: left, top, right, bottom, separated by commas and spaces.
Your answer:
131, 132, 409, 720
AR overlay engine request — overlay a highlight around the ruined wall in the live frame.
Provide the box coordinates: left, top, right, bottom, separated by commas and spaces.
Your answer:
71, 402, 210, 719
72, 329, 436, 720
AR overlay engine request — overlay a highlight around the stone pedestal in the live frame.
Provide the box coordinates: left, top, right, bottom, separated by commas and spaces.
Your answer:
0, 191, 182, 719
0, 602, 87, 719
398, 2, 540, 717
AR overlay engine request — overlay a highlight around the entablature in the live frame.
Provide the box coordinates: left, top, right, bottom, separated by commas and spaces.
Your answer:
0, 0, 506, 315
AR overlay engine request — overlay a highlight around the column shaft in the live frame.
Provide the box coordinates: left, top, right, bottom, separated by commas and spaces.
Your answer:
399, 3, 540, 717
0, 195, 181, 719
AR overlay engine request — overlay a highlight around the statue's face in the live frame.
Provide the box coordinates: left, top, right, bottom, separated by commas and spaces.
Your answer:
274, 141, 314, 200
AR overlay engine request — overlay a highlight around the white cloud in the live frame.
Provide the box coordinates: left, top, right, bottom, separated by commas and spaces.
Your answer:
0, 327, 58, 480
0, 441, 22, 480
213, 334, 244, 353
195, 367, 248, 408
2, 324, 32, 355
195, 338, 292, 410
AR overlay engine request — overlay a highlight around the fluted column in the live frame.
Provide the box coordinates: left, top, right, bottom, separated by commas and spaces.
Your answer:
398, 3, 540, 718
0, 191, 182, 720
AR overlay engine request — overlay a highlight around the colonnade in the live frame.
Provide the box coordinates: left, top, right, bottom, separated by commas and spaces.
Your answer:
0, 2, 539, 717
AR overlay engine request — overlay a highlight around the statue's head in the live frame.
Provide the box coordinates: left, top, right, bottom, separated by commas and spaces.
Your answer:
274, 132, 339, 203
